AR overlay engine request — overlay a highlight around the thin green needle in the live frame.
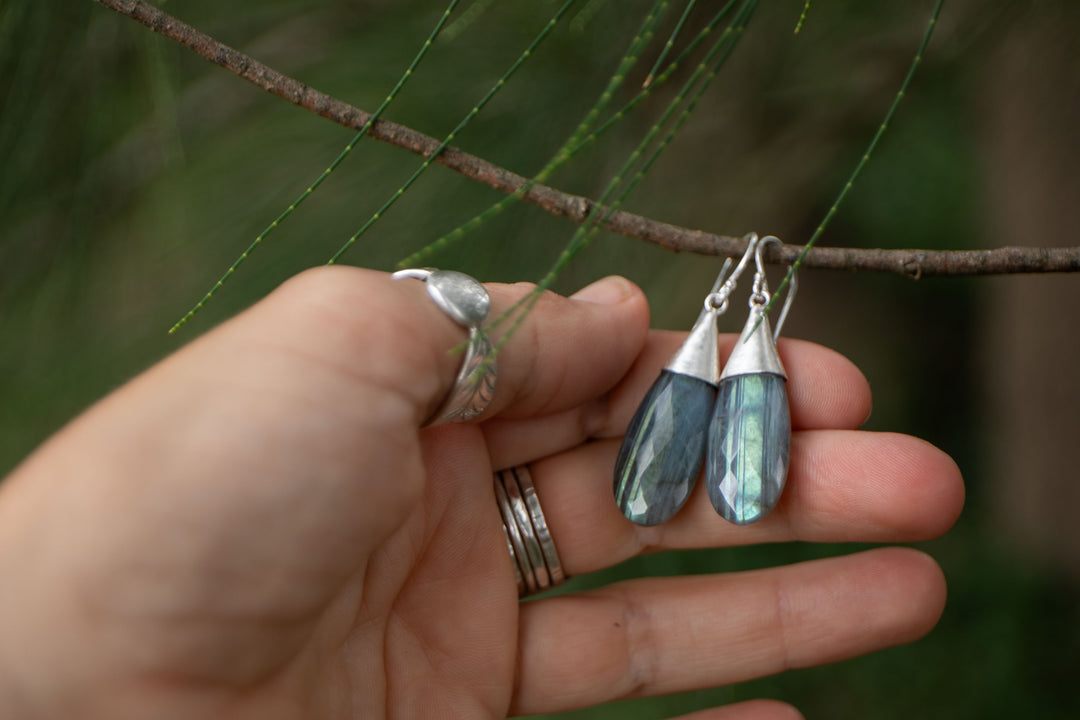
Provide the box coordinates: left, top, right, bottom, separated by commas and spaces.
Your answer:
608, 8, 749, 229
326, 0, 579, 266
794, 1, 811, 34
567, 0, 755, 245
551, 0, 755, 270
644, 0, 697, 87
491, 0, 757, 345
398, 0, 742, 270
560, 0, 669, 155
169, 0, 463, 334
396, 0, 671, 269
560, 0, 737, 156
765, 0, 946, 315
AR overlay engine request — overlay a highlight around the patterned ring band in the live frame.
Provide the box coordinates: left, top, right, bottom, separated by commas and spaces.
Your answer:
495, 465, 567, 598
392, 268, 497, 425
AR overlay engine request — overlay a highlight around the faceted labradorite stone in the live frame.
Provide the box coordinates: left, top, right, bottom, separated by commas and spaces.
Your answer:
706, 372, 790, 525
614, 371, 716, 526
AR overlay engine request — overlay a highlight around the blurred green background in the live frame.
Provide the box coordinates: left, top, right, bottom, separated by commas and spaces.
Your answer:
3, 0, 1079, 717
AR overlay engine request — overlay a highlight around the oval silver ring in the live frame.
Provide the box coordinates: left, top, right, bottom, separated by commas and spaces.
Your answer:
392, 268, 497, 425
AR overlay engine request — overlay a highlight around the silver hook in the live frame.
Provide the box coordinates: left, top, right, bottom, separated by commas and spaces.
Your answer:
751, 235, 798, 341
703, 232, 759, 315
706, 256, 734, 297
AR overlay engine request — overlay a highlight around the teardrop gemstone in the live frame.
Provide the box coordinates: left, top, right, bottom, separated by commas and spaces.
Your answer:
614, 370, 717, 526
706, 372, 790, 524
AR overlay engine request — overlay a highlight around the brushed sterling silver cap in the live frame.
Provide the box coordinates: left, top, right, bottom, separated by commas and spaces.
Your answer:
720, 306, 786, 381
664, 306, 720, 386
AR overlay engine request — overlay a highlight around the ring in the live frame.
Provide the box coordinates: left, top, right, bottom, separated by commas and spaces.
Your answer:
392, 268, 497, 425
495, 465, 566, 598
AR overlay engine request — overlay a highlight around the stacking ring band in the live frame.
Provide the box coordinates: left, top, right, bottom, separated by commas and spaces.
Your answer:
495, 465, 567, 598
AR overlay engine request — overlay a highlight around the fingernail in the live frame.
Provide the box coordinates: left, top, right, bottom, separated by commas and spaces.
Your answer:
570, 275, 632, 305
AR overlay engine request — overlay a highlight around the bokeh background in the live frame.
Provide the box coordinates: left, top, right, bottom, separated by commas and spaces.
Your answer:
3, 0, 1079, 717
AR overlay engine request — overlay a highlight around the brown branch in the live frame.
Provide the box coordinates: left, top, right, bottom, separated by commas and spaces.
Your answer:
92, 0, 1080, 276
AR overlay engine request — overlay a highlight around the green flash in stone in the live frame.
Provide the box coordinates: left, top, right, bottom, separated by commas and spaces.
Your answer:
706, 307, 791, 524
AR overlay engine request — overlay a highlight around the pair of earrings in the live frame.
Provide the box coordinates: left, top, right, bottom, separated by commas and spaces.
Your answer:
614, 233, 798, 526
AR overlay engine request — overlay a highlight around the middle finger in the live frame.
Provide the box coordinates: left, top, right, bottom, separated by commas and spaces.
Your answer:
529, 430, 963, 576
483, 333, 872, 471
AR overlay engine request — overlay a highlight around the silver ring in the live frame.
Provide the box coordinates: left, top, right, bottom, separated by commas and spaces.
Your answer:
495, 465, 567, 598
392, 268, 497, 425
495, 478, 534, 596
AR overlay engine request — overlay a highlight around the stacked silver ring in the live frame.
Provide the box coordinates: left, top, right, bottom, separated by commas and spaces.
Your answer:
495, 465, 566, 598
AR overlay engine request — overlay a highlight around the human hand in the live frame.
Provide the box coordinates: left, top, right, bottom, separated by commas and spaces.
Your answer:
0, 268, 963, 719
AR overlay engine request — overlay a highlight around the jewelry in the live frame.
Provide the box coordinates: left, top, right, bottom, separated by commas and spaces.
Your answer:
707, 236, 797, 524
495, 465, 566, 598
613, 233, 760, 526
392, 268, 497, 425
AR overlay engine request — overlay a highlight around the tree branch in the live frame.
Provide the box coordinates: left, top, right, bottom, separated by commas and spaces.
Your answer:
92, 0, 1080, 276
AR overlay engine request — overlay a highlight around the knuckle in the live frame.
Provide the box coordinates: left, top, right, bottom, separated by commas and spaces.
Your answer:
272, 266, 364, 310
610, 587, 660, 698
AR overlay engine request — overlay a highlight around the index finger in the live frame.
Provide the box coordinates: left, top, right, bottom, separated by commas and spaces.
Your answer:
389, 272, 653, 423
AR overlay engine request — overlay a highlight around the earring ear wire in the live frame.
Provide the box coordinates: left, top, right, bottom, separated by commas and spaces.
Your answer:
752, 235, 798, 341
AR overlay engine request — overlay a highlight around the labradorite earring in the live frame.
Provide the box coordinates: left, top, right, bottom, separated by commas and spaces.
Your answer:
707, 235, 797, 524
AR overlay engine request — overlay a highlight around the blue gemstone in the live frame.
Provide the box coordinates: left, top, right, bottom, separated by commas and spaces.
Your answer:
706, 373, 790, 524
614, 371, 716, 526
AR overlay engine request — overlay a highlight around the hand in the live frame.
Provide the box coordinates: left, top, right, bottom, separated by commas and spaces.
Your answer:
0, 268, 963, 719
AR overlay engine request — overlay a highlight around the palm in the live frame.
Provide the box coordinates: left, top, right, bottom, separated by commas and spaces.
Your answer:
332, 428, 517, 718
199, 424, 518, 719
217, 421, 522, 718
